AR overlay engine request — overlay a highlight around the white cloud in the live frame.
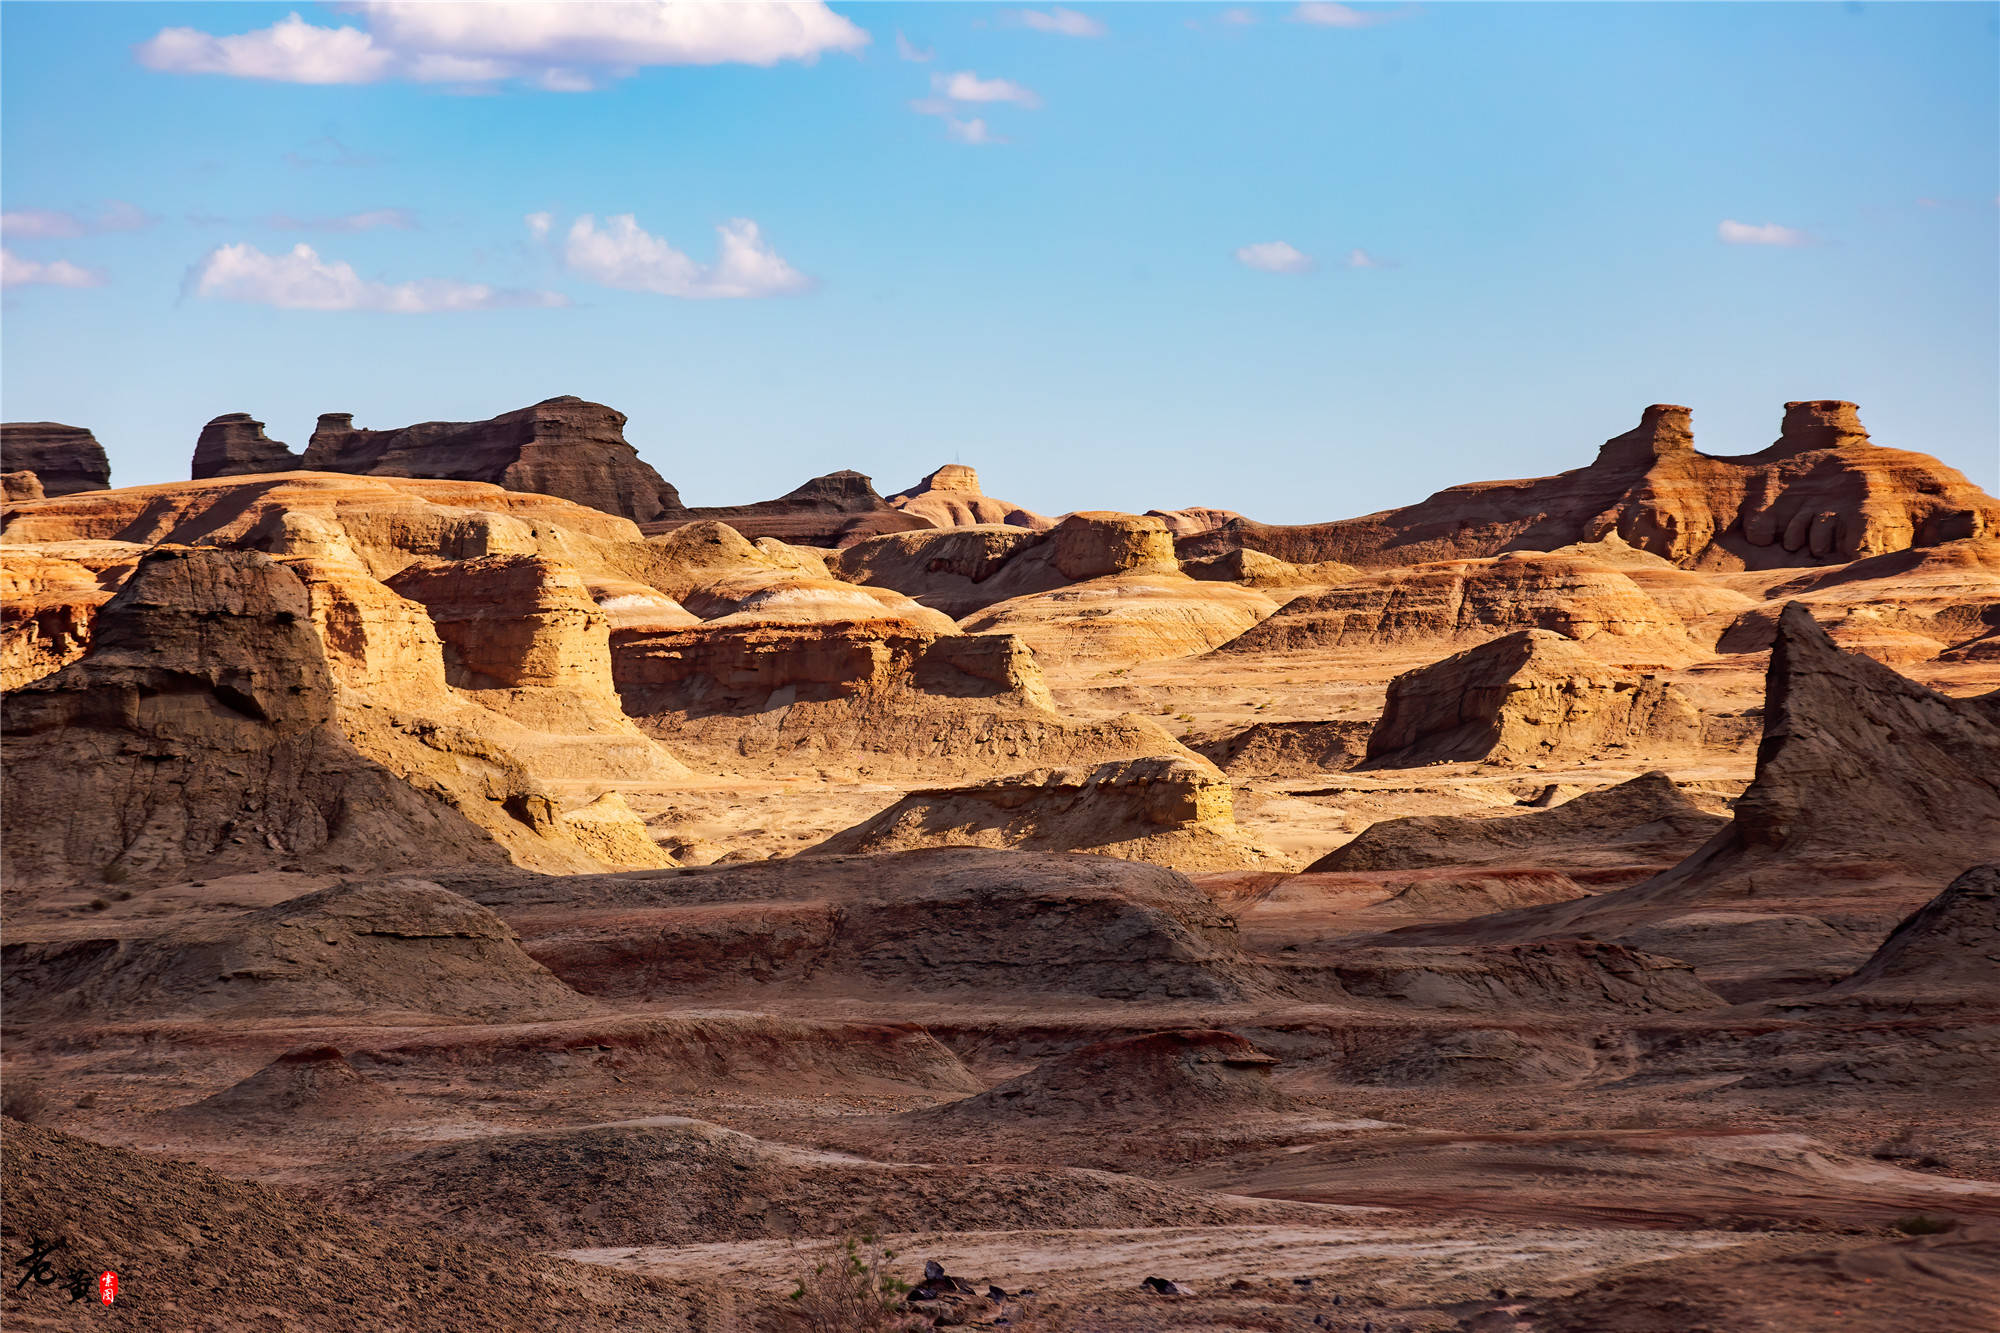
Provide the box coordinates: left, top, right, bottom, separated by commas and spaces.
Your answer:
187, 241, 567, 311
557, 214, 812, 300
933, 70, 1042, 107
1, 248, 106, 289
265, 208, 417, 232
136, 3, 866, 90
896, 30, 933, 62
1015, 8, 1107, 37
1344, 248, 1382, 268
1219, 8, 1258, 25
137, 13, 397, 83
1236, 241, 1314, 273
947, 118, 1004, 145
1292, 3, 1398, 28
525, 211, 553, 241
2, 201, 157, 238
1718, 219, 1809, 247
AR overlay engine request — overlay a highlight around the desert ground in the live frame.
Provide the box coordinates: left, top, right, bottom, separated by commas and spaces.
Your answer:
2, 397, 1997, 1331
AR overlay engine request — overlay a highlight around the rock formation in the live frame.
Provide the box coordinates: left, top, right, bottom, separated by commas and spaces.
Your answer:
166, 1046, 417, 1128
1147, 506, 1245, 538
298, 396, 686, 523
1182, 402, 2000, 571
655, 469, 932, 547
0, 421, 111, 496
0, 547, 514, 887
0, 543, 136, 689
191, 413, 304, 478
1813, 863, 2000, 1007
809, 755, 1291, 870
1365, 629, 1702, 766
887, 463, 1050, 529
1311, 770, 1729, 875
1193, 718, 1372, 777
921, 1030, 1289, 1122
2, 471, 43, 502
1718, 536, 2000, 665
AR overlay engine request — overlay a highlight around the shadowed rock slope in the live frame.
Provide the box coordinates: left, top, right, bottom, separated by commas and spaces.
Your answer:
918, 1029, 1290, 1123
191, 412, 303, 478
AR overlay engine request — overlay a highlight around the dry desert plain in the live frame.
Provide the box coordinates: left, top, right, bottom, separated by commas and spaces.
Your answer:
2, 397, 1998, 1331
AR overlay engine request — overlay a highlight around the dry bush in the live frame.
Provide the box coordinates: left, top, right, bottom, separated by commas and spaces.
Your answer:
771, 1236, 926, 1333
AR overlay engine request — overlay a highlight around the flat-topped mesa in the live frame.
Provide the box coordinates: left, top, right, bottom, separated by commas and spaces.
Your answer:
1764, 399, 1871, 456
0, 422, 111, 496
192, 413, 304, 479
298, 396, 686, 524
887, 462, 1051, 530
1049, 511, 1177, 580
1594, 404, 1696, 469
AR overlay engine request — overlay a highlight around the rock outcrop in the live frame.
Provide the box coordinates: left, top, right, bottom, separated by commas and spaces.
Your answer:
921, 1030, 1289, 1122
2, 879, 592, 1024
191, 413, 304, 478
888, 464, 1050, 529
2, 471, 43, 502
1182, 402, 2000, 572
0, 548, 514, 887
0, 542, 137, 689
0, 421, 111, 496
299, 396, 686, 523
1365, 629, 1702, 766
809, 755, 1291, 871
1312, 770, 1729, 875
656, 470, 932, 547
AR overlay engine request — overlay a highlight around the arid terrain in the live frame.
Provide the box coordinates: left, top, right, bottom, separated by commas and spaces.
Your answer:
3, 397, 1997, 1332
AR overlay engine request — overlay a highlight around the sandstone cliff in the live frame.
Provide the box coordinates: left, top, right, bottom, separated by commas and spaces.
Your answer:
299, 396, 685, 523
887, 463, 1050, 529
191, 413, 304, 478
1365, 629, 1703, 766
1183, 402, 1999, 572
0, 421, 111, 496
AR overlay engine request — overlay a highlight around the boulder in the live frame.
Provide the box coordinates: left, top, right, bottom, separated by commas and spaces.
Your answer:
191, 412, 303, 478
2, 471, 43, 502
0, 421, 111, 496
1365, 629, 1702, 766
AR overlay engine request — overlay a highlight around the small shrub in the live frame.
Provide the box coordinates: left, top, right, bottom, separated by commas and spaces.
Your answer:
3, 1082, 50, 1124
773, 1236, 923, 1333
1893, 1214, 1953, 1236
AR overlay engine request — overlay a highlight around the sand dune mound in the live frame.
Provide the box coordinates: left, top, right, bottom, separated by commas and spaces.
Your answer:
923, 1029, 1290, 1122
1364, 630, 1702, 767
359, 1013, 982, 1096
1313, 771, 1728, 874
0, 1123, 718, 1333
808, 755, 1292, 871
314, 1117, 1315, 1251
2, 879, 593, 1024
1193, 719, 1372, 777
1297, 938, 1725, 1014
1182, 401, 2000, 571
167, 1045, 417, 1128
452, 847, 1261, 1001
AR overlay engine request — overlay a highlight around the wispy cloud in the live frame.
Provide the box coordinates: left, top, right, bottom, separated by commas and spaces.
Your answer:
1013, 8, 1108, 38
1292, 3, 1405, 28
554, 214, 813, 300
1717, 219, 1810, 247
136, 3, 869, 92
525, 211, 554, 241
1, 248, 106, 289
1219, 8, 1259, 25
1, 201, 157, 239
947, 118, 1004, 146
187, 241, 567, 311
1344, 248, 1385, 269
264, 208, 417, 233
931, 70, 1042, 108
1236, 241, 1314, 274
895, 30, 933, 62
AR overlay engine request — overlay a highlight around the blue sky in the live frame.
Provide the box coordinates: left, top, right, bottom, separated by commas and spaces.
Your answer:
3, 2, 1995, 522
